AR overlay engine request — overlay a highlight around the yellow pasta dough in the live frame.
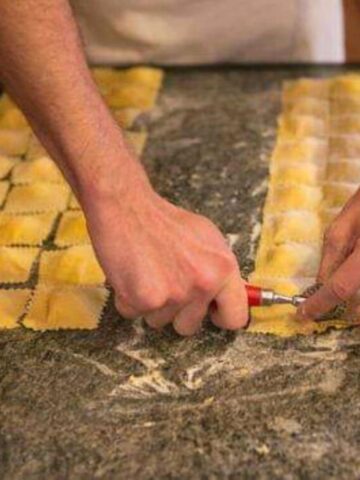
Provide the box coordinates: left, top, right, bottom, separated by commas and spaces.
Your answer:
0, 213, 56, 245
0, 94, 17, 115
112, 108, 141, 129
272, 138, 327, 166
251, 74, 360, 336
39, 245, 105, 285
0, 129, 30, 156
4, 183, 70, 213
278, 114, 327, 140
0, 155, 19, 179
68, 194, 81, 210
12, 156, 64, 184
265, 185, 322, 213
104, 84, 159, 110
0, 108, 29, 130
326, 161, 360, 182
55, 211, 90, 246
283, 97, 329, 119
0, 181, 10, 206
282, 79, 330, 101
0, 247, 39, 283
0, 289, 31, 329
23, 285, 109, 330
271, 164, 324, 186
25, 135, 48, 161
93, 66, 163, 92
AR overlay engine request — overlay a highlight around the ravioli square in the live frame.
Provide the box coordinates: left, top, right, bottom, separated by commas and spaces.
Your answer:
0, 108, 29, 130
330, 116, 360, 135
322, 183, 357, 208
330, 136, 360, 159
0, 289, 31, 329
0, 247, 39, 283
263, 212, 322, 245
0, 129, 30, 156
265, 185, 322, 213
283, 97, 329, 119
124, 131, 148, 156
331, 96, 360, 115
0, 155, 19, 179
272, 138, 327, 165
4, 184, 70, 213
104, 84, 159, 110
282, 79, 330, 101
12, 156, 64, 184
331, 74, 360, 98
55, 211, 90, 246
278, 114, 327, 140
25, 135, 47, 161
0, 213, 56, 245
271, 164, 323, 186
23, 284, 109, 331
255, 243, 320, 278
39, 245, 105, 285
326, 161, 360, 182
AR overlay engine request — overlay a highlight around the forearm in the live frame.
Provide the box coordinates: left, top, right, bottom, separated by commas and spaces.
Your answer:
0, 0, 147, 203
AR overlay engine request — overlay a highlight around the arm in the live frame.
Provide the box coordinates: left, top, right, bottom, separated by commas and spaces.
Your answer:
0, 0, 248, 335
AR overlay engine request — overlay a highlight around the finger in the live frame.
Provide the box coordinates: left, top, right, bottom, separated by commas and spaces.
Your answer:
210, 272, 248, 330
173, 302, 208, 336
144, 303, 180, 329
297, 244, 360, 320
115, 296, 140, 320
318, 224, 352, 283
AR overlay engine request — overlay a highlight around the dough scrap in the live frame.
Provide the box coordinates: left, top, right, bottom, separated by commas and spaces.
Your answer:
23, 284, 109, 330
0, 247, 39, 283
39, 245, 105, 285
55, 211, 90, 246
0, 129, 30, 156
4, 183, 70, 213
0, 213, 56, 245
0, 289, 31, 329
12, 156, 64, 184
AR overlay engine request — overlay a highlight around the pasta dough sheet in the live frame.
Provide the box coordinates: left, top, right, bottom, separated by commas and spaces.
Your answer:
250, 74, 360, 336
0, 289, 31, 329
23, 285, 109, 331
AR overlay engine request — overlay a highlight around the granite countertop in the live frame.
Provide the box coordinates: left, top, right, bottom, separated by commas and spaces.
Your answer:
1, 67, 360, 480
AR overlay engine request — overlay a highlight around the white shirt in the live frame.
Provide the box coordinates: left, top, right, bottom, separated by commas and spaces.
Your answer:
72, 0, 345, 65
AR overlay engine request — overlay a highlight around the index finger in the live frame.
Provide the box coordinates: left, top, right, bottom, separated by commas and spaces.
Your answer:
297, 243, 360, 320
210, 271, 249, 330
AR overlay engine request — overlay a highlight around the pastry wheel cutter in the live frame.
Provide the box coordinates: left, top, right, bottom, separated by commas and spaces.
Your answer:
245, 284, 347, 320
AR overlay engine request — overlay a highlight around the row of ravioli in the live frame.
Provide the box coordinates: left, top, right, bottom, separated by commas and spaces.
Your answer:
0, 66, 163, 330
248, 74, 360, 335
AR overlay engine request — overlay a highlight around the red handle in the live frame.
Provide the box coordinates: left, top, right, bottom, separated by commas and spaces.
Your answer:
245, 284, 263, 307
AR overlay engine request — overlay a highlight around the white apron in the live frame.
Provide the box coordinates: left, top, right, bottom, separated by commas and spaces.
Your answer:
72, 0, 344, 65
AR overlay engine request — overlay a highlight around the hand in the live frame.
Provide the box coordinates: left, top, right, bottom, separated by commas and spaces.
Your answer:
297, 188, 360, 320
82, 171, 248, 336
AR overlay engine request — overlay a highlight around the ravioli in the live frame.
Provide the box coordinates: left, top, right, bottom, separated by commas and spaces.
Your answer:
0, 289, 31, 329
55, 211, 90, 246
23, 285, 109, 330
12, 156, 64, 184
0, 129, 30, 156
39, 245, 105, 285
0, 246, 39, 283
4, 183, 70, 213
0, 213, 56, 245
0, 155, 19, 179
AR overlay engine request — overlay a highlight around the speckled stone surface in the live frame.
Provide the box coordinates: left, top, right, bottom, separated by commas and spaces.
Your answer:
1, 67, 360, 480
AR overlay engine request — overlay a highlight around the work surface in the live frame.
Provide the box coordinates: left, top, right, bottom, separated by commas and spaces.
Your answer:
1, 67, 360, 480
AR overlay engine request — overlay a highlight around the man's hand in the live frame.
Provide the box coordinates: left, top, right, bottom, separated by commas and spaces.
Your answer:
82, 167, 248, 336
297, 188, 360, 320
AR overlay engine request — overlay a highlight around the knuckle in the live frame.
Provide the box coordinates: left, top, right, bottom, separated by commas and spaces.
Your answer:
135, 288, 168, 312
327, 279, 350, 302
